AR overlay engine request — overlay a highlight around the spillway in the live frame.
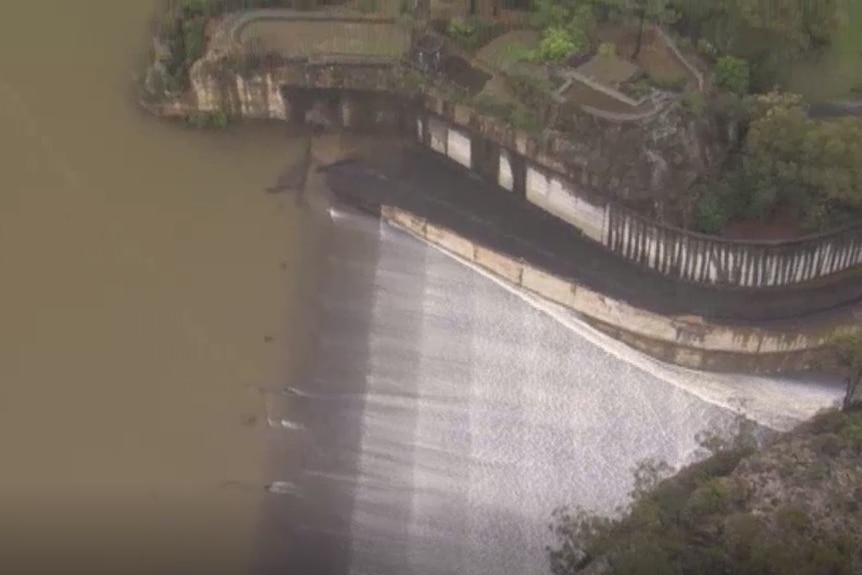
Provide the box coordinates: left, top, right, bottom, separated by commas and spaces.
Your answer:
253, 204, 843, 575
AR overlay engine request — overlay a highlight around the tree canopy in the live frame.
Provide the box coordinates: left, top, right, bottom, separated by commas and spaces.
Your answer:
739, 92, 862, 228
548, 410, 862, 575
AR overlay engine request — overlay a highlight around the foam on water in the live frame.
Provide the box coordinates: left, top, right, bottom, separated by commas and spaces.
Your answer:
415, 222, 843, 431
282, 209, 843, 575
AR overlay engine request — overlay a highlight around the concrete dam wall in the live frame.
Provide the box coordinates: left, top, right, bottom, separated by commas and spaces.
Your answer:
156, 63, 862, 372
380, 205, 830, 374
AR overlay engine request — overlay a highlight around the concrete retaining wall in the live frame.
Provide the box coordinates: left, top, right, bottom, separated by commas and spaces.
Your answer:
525, 165, 606, 243
184, 56, 862, 290
419, 111, 609, 242
184, 60, 862, 292
380, 205, 839, 373
416, 108, 862, 290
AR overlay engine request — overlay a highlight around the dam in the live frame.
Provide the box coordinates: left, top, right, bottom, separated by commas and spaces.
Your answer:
0, 3, 849, 573
251, 181, 843, 575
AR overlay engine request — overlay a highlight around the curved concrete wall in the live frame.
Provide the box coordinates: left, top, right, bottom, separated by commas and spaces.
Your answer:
416, 101, 862, 290
174, 55, 862, 296
381, 205, 842, 373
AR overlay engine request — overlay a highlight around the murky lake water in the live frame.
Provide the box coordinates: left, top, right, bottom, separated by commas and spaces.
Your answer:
0, 2, 316, 573
0, 2, 846, 575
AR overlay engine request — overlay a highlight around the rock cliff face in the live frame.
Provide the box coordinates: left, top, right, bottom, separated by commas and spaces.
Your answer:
548, 100, 726, 222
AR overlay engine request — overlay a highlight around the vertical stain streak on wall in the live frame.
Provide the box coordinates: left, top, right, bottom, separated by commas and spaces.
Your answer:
428, 117, 447, 154
602, 204, 862, 288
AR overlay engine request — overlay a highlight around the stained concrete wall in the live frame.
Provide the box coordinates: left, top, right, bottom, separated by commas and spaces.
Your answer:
418, 103, 862, 290
183, 61, 862, 291
420, 112, 608, 243
380, 205, 842, 373
525, 166, 606, 243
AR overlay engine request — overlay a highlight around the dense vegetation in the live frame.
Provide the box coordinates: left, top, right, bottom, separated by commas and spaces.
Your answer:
535, 0, 862, 236
549, 407, 862, 575
152, 0, 292, 94
695, 92, 862, 233
443, 0, 862, 236
667, 0, 862, 235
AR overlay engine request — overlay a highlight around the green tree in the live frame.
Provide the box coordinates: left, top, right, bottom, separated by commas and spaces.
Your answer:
539, 27, 578, 61
546, 413, 858, 575
734, 0, 839, 54
714, 55, 750, 95
530, 0, 596, 60
741, 91, 862, 228
669, 0, 840, 90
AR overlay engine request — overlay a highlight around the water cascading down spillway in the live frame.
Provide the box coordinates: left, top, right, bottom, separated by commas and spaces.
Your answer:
254, 202, 842, 575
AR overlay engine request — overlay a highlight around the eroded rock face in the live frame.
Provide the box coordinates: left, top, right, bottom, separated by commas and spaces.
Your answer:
548, 101, 726, 223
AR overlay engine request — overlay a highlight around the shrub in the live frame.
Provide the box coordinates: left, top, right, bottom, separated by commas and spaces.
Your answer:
444, 17, 495, 52
446, 17, 475, 40
681, 91, 705, 112
621, 78, 652, 100
530, 0, 595, 62
470, 94, 541, 133
715, 55, 750, 95
597, 41, 616, 57
647, 73, 686, 92
810, 433, 844, 457
775, 506, 811, 534
696, 37, 718, 60
539, 27, 577, 62
693, 181, 739, 234
682, 479, 731, 524
839, 420, 862, 451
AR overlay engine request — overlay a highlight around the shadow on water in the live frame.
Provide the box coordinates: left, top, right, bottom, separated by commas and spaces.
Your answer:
250, 201, 397, 575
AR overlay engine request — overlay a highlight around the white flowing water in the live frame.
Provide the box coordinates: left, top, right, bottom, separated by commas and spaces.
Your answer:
269, 206, 843, 575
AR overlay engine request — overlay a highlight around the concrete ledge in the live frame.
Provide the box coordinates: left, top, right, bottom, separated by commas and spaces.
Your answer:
381, 205, 839, 373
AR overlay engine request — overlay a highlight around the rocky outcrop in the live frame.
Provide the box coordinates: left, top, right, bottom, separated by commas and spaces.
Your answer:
581, 102, 724, 221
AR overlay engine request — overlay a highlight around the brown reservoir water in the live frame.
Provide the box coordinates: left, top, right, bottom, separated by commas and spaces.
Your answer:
0, 4, 849, 575
0, 1, 317, 572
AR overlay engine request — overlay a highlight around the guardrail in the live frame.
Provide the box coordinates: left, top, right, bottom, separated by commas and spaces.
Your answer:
606, 205, 862, 288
